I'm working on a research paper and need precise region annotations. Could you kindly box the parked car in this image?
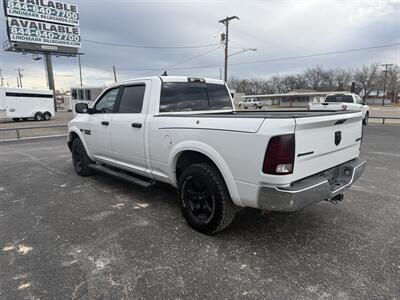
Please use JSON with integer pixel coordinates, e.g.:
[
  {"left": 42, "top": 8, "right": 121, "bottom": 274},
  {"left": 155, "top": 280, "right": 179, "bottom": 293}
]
[
  {"left": 0, "top": 87, "right": 54, "bottom": 122},
  {"left": 68, "top": 76, "right": 366, "bottom": 234},
  {"left": 238, "top": 98, "right": 263, "bottom": 109},
  {"left": 309, "top": 93, "right": 370, "bottom": 125}
]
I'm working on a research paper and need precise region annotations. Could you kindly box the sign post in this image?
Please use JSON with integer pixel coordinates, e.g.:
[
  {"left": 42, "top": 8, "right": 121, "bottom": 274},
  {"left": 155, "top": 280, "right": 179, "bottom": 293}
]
[{"left": 44, "top": 53, "right": 56, "bottom": 112}]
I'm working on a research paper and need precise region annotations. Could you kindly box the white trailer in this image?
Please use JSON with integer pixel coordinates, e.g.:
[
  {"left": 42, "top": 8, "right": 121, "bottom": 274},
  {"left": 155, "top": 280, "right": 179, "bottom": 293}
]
[
  {"left": 63, "top": 95, "right": 73, "bottom": 112},
  {"left": 0, "top": 87, "right": 55, "bottom": 121},
  {"left": 70, "top": 86, "right": 103, "bottom": 115}
]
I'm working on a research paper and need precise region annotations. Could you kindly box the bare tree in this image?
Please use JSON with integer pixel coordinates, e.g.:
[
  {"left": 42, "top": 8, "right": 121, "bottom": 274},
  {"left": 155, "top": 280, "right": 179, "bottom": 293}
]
[
  {"left": 353, "top": 63, "right": 379, "bottom": 100},
  {"left": 332, "top": 68, "right": 352, "bottom": 91},
  {"left": 303, "top": 65, "right": 326, "bottom": 91},
  {"left": 387, "top": 65, "right": 400, "bottom": 103},
  {"left": 269, "top": 75, "right": 288, "bottom": 93}
]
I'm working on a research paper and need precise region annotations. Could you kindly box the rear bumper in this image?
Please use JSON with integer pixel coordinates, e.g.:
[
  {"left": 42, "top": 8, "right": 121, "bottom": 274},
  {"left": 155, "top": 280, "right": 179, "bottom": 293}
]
[{"left": 257, "top": 158, "right": 366, "bottom": 211}]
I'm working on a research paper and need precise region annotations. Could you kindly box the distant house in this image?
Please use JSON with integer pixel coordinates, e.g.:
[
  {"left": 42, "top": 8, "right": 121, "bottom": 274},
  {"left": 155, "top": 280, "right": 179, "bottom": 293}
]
[
  {"left": 365, "top": 90, "right": 399, "bottom": 104},
  {"left": 242, "top": 89, "right": 345, "bottom": 107}
]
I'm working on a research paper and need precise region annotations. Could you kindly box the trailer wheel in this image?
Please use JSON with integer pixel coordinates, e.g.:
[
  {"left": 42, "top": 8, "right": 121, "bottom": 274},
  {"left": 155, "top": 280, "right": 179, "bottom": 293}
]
[
  {"left": 43, "top": 112, "right": 52, "bottom": 121},
  {"left": 34, "top": 112, "right": 43, "bottom": 121},
  {"left": 178, "top": 163, "right": 236, "bottom": 234}
]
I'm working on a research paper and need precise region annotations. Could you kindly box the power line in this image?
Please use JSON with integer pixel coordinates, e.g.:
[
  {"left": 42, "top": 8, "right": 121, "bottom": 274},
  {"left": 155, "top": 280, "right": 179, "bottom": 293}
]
[
  {"left": 82, "top": 39, "right": 220, "bottom": 49},
  {"left": 132, "top": 46, "right": 222, "bottom": 77},
  {"left": 228, "top": 42, "right": 400, "bottom": 67},
  {"left": 166, "top": 46, "right": 221, "bottom": 69},
  {"left": 1, "top": 42, "right": 399, "bottom": 73},
  {"left": 125, "top": 42, "right": 400, "bottom": 71}
]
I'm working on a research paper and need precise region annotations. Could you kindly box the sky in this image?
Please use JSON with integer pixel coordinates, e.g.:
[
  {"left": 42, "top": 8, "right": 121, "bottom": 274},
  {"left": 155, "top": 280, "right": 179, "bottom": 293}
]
[{"left": 0, "top": 0, "right": 399, "bottom": 91}]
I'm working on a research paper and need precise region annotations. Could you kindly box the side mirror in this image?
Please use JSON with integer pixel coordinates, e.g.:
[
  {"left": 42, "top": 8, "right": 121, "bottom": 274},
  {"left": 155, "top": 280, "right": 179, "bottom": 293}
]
[{"left": 75, "top": 102, "right": 89, "bottom": 114}]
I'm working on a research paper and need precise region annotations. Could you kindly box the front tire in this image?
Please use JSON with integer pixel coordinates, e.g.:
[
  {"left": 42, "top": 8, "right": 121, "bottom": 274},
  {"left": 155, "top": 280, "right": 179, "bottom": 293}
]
[
  {"left": 71, "top": 138, "right": 93, "bottom": 176},
  {"left": 178, "top": 163, "right": 236, "bottom": 234},
  {"left": 363, "top": 112, "right": 369, "bottom": 125}
]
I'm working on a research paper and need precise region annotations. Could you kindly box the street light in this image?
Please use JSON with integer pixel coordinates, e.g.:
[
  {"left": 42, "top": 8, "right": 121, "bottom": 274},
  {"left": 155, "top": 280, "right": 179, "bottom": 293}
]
[{"left": 228, "top": 48, "right": 257, "bottom": 57}]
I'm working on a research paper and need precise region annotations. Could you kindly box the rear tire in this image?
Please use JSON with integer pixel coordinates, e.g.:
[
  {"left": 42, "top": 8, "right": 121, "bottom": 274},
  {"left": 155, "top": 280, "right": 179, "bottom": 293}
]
[
  {"left": 363, "top": 112, "right": 369, "bottom": 125},
  {"left": 34, "top": 112, "right": 43, "bottom": 121},
  {"left": 43, "top": 112, "right": 51, "bottom": 121},
  {"left": 12, "top": 118, "right": 21, "bottom": 122},
  {"left": 71, "top": 138, "right": 94, "bottom": 176},
  {"left": 178, "top": 163, "right": 236, "bottom": 235}
]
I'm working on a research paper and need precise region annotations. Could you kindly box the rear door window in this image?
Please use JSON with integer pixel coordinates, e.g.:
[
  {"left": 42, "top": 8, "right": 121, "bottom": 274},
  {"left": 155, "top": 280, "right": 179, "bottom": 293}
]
[{"left": 117, "top": 85, "right": 146, "bottom": 113}]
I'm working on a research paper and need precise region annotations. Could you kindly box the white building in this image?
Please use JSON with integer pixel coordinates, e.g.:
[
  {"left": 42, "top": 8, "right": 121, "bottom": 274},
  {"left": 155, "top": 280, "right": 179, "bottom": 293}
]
[{"left": 242, "top": 90, "right": 347, "bottom": 107}]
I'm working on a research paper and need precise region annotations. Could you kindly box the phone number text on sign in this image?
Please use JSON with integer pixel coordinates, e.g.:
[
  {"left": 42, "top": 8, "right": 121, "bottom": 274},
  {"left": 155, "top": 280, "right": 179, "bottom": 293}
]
[
  {"left": 6, "top": 0, "right": 79, "bottom": 26},
  {"left": 8, "top": 17, "right": 81, "bottom": 48}
]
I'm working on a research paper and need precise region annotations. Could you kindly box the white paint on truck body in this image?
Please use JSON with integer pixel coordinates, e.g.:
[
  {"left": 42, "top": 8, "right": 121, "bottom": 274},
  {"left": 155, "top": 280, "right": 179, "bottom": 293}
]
[{"left": 68, "top": 76, "right": 364, "bottom": 210}]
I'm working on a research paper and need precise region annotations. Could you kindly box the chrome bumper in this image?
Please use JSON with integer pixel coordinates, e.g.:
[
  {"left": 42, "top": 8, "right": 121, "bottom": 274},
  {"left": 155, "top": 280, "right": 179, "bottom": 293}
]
[{"left": 257, "top": 158, "right": 366, "bottom": 212}]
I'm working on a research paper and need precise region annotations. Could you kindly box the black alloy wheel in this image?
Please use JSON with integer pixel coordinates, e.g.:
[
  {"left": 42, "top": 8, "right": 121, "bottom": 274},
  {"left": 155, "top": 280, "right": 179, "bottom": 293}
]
[
  {"left": 71, "top": 138, "right": 93, "bottom": 176},
  {"left": 178, "top": 163, "right": 236, "bottom": 234},
  {"left": 183, "top": 174, "right": 216, "bottom": 223}
]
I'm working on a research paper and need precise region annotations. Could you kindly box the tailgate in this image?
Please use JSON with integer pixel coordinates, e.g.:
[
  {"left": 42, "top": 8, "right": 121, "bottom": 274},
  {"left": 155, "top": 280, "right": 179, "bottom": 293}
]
[
  {"left": 293, "top": 112, "right": 362, "bottom": 181},
  {"left": 310, "top": 103, "right": 341, "bottom": 110}
]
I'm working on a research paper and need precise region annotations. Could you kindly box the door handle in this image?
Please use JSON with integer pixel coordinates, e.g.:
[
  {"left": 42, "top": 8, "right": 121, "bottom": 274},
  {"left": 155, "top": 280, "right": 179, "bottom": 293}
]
[
  {"left": 101, "top": 121, "right": 109, "bottom": 126},
  {"left": 131, "top": 123, "right": 142, "bottom": 128}
]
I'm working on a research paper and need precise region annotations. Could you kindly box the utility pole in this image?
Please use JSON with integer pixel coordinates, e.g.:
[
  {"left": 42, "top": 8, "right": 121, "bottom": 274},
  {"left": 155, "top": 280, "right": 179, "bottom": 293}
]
[
  {"left": 113, "top": 65, "right": 117, "bottom": 82},
  {"left": 218, "top": 16, "right": 239, "bottom": 82},
  {"left": 16, "top": 68, "right": 23, "bottom": 88},
  {"left": 0, "top": 68, "right": 3, "bottom": 86},
  {"left": 17, "top": 76, "right": 20, "bottom": 88},
  {"left": 381, "top": 63, "right": 393, "bottom": 106},
  {"left": 78, "top": 54, "right": 83, "bottom": 86},
  {"left": 44, "top": 53, "right": 57, "bottom": 112}
]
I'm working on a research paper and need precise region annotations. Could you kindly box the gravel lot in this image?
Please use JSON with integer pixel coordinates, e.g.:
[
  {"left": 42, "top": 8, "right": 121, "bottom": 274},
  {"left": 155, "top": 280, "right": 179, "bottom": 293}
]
[{"left": 0, "top": 125, "right": 399, "bottom": 299}]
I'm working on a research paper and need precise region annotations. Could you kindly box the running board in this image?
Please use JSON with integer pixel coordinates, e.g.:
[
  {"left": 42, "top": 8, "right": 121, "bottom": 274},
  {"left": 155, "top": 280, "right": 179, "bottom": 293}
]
[{"left": 89, "top": 164, "right": 155, "bottom": 188}]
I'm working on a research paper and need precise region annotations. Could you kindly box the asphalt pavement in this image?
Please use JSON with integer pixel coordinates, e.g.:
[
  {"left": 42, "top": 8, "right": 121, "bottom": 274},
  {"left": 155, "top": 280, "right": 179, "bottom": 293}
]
[{"left": 0, "top": 125, "right": 399, "bottom": 299}]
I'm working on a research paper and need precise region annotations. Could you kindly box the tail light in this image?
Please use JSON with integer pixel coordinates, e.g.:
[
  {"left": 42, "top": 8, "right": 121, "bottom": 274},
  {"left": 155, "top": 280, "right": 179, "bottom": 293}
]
[
  {"left": 263, "top": 134, "right": 295, "bottom": 175},
  {"left": 342, "top": 105, "right": 347, "bottom": 111}
]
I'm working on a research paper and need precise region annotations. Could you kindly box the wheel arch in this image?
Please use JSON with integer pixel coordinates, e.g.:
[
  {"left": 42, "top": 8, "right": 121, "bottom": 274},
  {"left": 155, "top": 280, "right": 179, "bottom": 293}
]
[
  {"left": 67, "top": 127, "right": 92, "bottom": 157},
  {"left": 169, "top": 141, "right": 243, "bottom": 206}
]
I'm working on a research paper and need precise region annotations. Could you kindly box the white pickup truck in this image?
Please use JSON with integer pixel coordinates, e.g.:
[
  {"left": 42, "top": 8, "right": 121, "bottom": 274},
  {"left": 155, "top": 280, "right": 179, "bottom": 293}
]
[
  {"left": 68, "top": 76, "right": 366, "bottom": 234},
  {"left": 309, "top": 93, "right": 370, "bottom": 125}
]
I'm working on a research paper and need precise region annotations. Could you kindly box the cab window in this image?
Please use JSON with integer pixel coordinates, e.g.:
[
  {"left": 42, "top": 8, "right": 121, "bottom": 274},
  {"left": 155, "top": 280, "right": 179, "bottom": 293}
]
[
  {"left": 117, "top": 85, "right": 145, "bottom": 113},
  {"left": 94, "top": 88, "right": 119, "bottom": 113}
]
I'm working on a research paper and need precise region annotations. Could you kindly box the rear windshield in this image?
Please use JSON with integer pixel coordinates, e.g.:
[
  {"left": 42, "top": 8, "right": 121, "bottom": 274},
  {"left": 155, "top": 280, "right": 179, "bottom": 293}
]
[
  {"left": 325, "top": 95, "right": 353, "bottom": 103},
  {"left": 160, "top": 82, "right": 232, "bottom": 112}
]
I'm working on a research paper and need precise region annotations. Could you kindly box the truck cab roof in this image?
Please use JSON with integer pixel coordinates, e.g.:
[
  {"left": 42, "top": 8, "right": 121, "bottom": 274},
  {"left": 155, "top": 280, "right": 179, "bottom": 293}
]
[{"left": 107, "top": 76, "right": 226, "bottom": 88}]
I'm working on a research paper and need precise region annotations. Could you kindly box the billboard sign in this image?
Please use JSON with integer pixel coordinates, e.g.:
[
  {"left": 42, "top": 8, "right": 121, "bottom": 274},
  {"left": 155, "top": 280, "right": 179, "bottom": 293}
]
[
  {"left": 7, "top": 17, "right": 81, "bottom": 48},
  {"left": 4, "top": 0, "right": 79, "bottom": 26}
]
